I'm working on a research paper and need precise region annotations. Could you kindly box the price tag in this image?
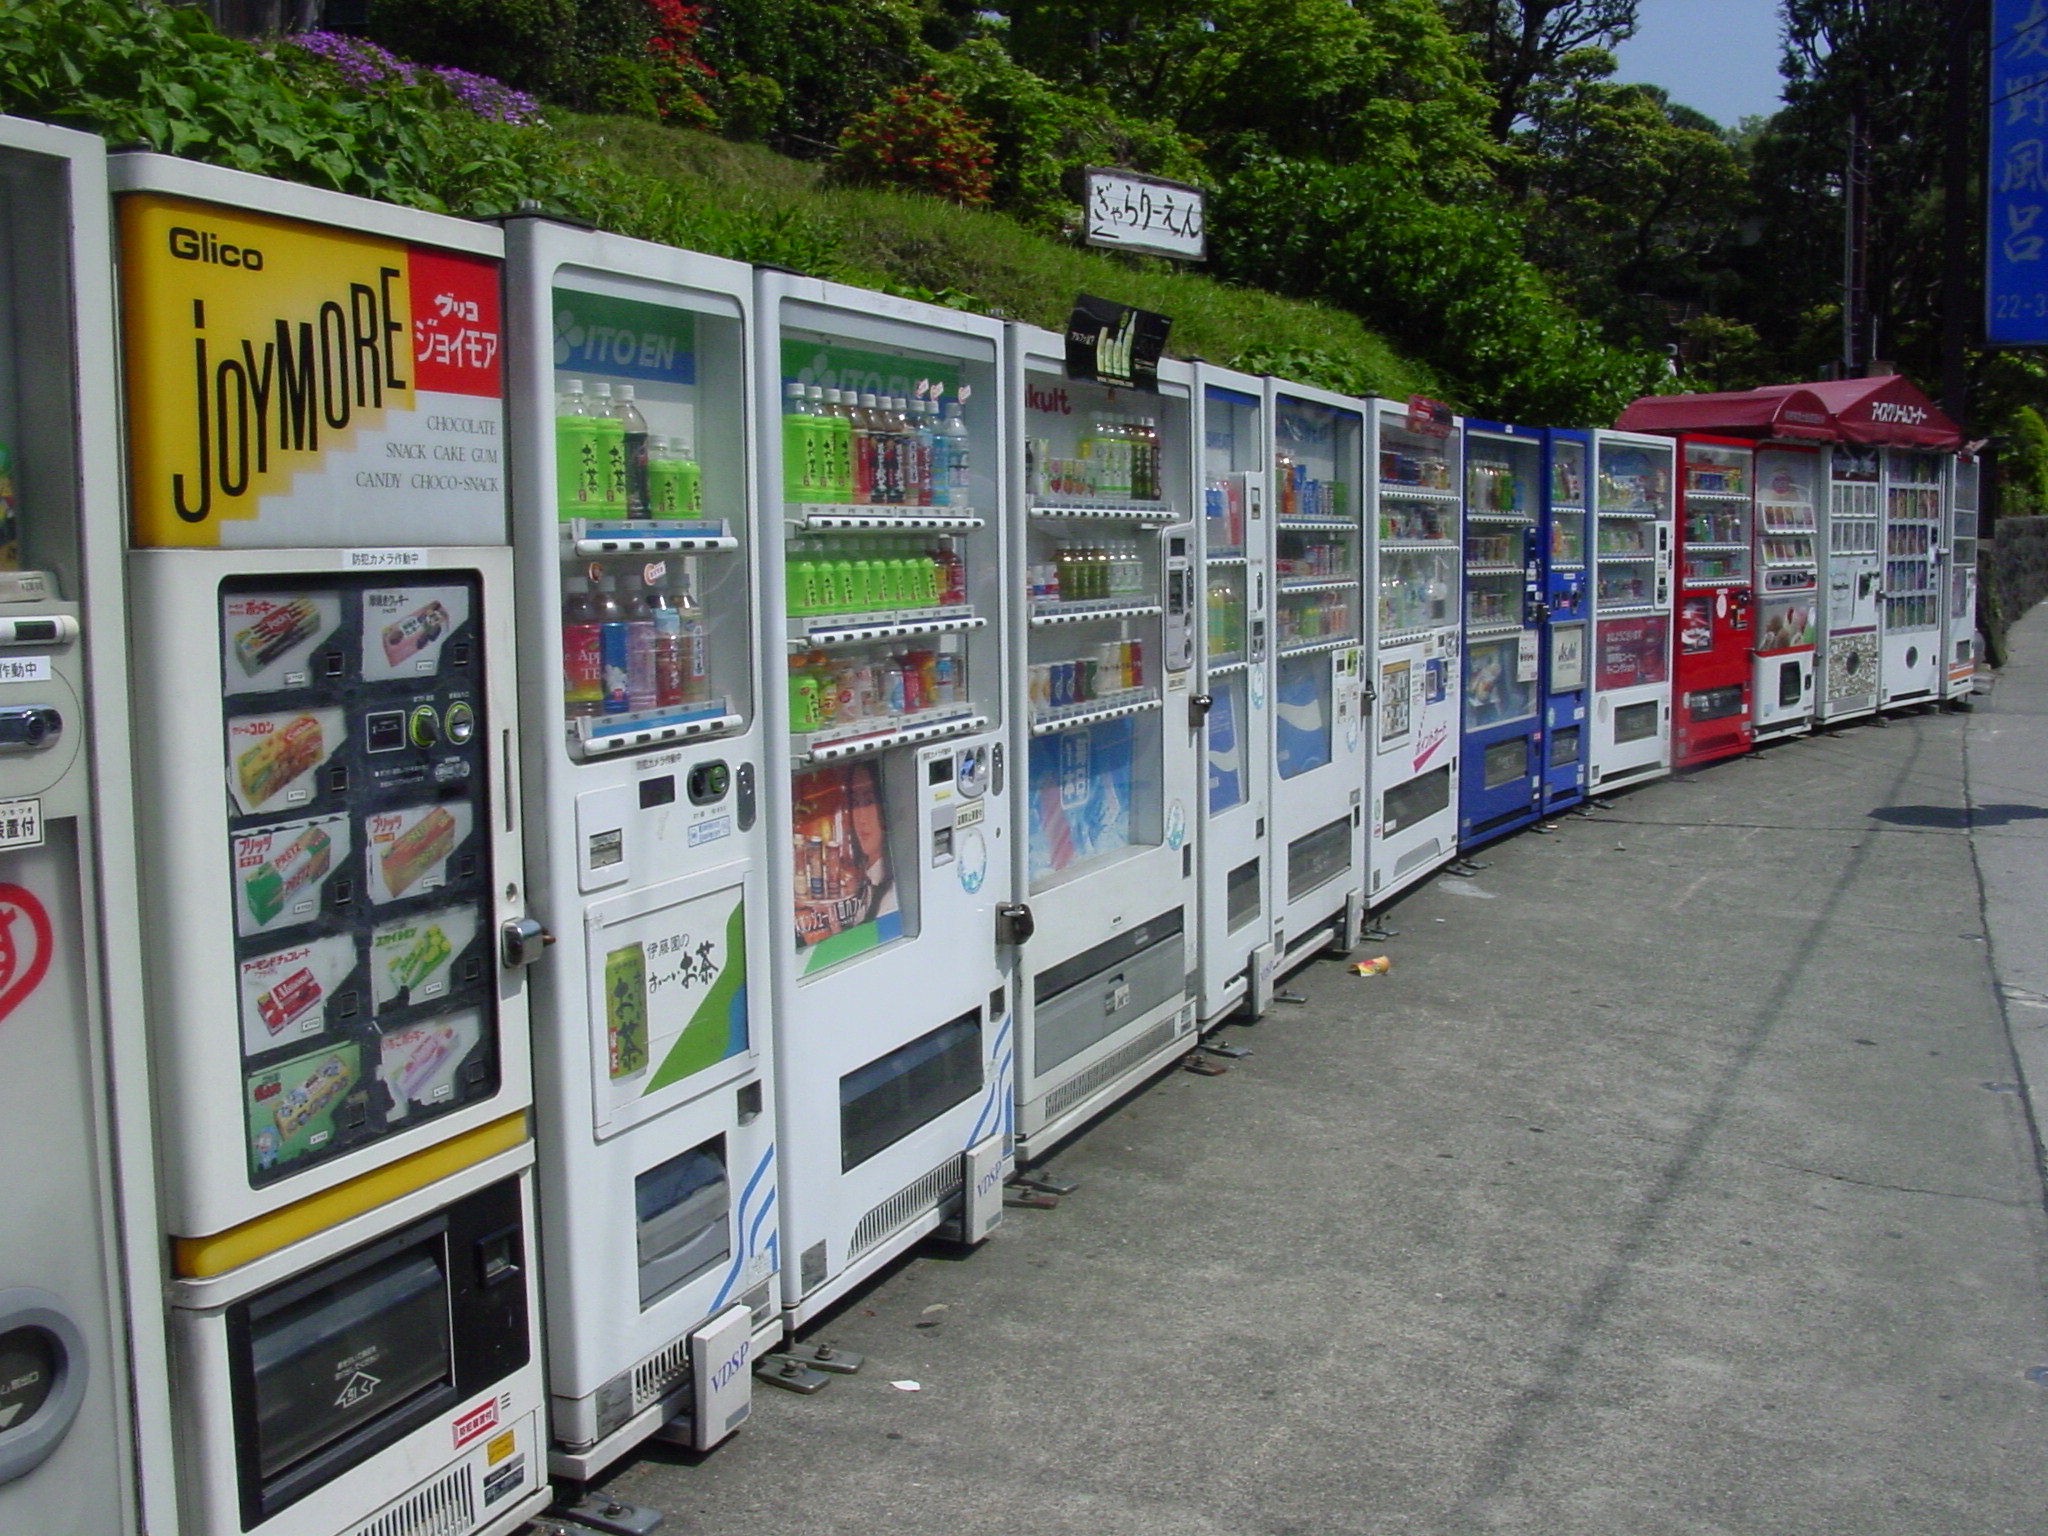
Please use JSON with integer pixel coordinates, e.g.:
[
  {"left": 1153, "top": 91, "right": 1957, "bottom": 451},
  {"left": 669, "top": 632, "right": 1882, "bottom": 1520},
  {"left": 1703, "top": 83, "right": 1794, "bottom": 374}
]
[{"left": 1517, "top": 632, "right": 1539, "bottom": 683}]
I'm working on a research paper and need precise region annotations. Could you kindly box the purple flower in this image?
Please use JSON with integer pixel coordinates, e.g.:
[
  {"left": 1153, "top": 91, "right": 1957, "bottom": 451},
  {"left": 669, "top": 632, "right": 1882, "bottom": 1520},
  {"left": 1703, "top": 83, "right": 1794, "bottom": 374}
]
[{"left": 283, "top": 32, "right": 544, "bottom": 127}]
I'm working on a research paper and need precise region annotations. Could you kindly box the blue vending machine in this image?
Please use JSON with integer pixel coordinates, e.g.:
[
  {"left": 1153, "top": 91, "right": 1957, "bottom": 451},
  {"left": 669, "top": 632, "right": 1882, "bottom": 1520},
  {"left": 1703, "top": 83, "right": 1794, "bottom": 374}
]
[
  {"left": 1456, "top": 420, "right": 1545, "bottom": 850},
  {"left": 1540, "top": 429, "right": 1593, "bottom": 814}
]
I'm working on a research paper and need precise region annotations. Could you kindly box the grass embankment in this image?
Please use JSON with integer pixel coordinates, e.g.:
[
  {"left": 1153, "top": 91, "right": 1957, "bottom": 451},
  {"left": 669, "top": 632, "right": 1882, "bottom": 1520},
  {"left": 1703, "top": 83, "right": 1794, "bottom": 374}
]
[{"left": 560, "top": 115, "right": 1441, "bottom": 402}]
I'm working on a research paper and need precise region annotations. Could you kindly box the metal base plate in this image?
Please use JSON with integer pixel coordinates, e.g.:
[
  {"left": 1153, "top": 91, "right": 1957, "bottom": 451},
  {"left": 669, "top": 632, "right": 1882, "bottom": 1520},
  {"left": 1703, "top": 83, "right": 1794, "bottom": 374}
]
[
  {"left": 755, "top": 1354, "right": 832, "bottom": 1394},
  {"left": 782, "top": 1340, "right": 863, "bottom": 1374},
  {"left": 555, "top": 1496, "right": 664, "bottom": 1535}
]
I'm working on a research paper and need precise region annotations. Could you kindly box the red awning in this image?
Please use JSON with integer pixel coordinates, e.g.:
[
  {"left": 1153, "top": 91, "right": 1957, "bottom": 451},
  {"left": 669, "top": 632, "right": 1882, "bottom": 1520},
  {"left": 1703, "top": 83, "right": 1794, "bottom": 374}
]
[
  {"left": 1614, "top": 385, "right": 1835, "bottom": 441},
  {"left": 1615, "top": 375, "right": 1962, "bottom": 450}
]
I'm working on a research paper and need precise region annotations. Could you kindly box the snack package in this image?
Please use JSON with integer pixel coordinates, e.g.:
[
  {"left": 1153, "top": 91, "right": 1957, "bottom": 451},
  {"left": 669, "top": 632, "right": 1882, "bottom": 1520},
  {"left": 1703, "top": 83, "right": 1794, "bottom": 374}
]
[
  {"left": 256, "top": 966, "right": 324, "bottom": 1036},
  {"left": 391, "top": 924, "right": 453, "bottom": 992},
  {"left": 236, "top": 715, "right": 325, "bottom": 808},
  {"left": 272, "top": 1052, "right": 355, "bottom": 1142},
  {"left": 386, "top": 1022, "right": 460, "bottom": 1103},
  {"left": 382, "top": 601, "right": 450, "bottom": 667},
  {"left": 380, "top": 805, "right": 457, "bottom": 898},
  {"left": 233, "top": 596, "right": 324, "bottom": 675},
  {"left": 243, "top": 823, "right": 333, "bottom": 927}
]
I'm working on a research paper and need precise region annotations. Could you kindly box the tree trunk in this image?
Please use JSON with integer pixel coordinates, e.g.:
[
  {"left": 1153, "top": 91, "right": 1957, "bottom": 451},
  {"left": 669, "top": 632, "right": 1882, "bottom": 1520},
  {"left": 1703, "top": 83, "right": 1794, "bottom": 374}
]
[{"left": 201, "top": 0, "right": 326, "bottom": 38}]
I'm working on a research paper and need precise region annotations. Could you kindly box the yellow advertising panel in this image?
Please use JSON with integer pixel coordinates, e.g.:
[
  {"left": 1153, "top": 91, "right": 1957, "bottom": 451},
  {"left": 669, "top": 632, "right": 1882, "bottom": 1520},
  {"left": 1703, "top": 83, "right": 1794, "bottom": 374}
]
[{"left": 119, "top": 193, "right": 506, "bottom": 548}]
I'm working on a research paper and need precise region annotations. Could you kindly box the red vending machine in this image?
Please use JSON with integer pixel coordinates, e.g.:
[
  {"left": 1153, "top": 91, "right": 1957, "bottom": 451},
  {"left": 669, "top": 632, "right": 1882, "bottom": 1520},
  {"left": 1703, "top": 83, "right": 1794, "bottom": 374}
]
[{"left": 1670, "top": 436, "right": 1755, "bottom": 767}]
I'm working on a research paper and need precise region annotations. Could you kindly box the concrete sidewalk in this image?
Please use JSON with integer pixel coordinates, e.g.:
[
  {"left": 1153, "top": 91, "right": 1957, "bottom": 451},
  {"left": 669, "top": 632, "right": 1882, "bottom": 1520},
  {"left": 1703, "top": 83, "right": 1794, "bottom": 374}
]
[{"left": 590, "top": 651, "right": 2048, "bottom": 1536}]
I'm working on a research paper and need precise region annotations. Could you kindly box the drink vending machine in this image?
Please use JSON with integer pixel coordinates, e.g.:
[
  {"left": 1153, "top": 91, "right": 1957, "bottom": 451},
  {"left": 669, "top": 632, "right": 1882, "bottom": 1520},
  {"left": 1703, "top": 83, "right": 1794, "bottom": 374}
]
[
  {"left": 113, "top": 156, "right": 549, "bottom": 1536},
  {"left": 0, "top": 115, "right": 171, "bottom": 1536},
  {"left": 1539, "top": 429, "right": 1592, "bottom": 814},
  {"left": 756, "top": 274, "right": 1011, "bottom": 1327},
  {"left": 1879, "top": 449, "right": 1945, "bottom": 708},
  {"left": 1457, "top": 420, "right": 1545, "bottom": 849},
  {"left": 1816, "top": 445, "right": 1882, "bottom": 724},
  {"left": 1191, "top": 367, "right": 1273, "bottom": 1025},
  {"left": 1586, "top": 430, "right": 1676, "bottom": 792},
  {"left": 1005, "top": 326, "right": 1198, "bottom": 1158},
  {"left": 503, "top": 219, "right": 778, "bottom": 1478},
  {"left": 1942, "top": 452, "right": 1979, "bottom": 702},
  {"left": 1670, "top": 435, "right": 1755, "bottom": 769},
  {"left": 1750, "top": 444, "right": 1822, "bottom": 740},
  {"left": 1367, "top": 399, "right": 1464, "bottom": 903},
  {"left": 1265, "top": 380, "right": 1366, "bottom": 964}
]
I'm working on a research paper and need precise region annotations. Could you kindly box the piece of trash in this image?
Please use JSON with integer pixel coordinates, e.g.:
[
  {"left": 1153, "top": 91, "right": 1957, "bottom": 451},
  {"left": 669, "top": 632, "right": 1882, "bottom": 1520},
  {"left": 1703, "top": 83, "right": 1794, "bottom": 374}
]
[
  {"left": 1349, "top": 956, "right": 1392, "bottom": 977},
  {"left": 891, "top": 1379, "right": 921, "bottom": 1392},
  {"left": 920, "top": 1304, "right": 947, "bottom": 1315}
]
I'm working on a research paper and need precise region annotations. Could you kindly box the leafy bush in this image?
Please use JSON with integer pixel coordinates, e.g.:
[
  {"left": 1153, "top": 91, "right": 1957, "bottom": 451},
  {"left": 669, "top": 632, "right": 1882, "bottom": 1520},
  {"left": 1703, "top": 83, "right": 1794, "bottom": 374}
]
[
  {"left": 2007, "top": 407, "right": 2048, "bottom": 514},
  {"left": 695, "top": 0, "right": 924, "bottom": 148},
  {"left": 1212, "top": 153, "right": 1660, "bottom": 423},
  {"left": 364, "top": 0, "right": 685, "bottom": 119},
  {"left": 834, "top": 76, "right": 995, "bottom": 206}
]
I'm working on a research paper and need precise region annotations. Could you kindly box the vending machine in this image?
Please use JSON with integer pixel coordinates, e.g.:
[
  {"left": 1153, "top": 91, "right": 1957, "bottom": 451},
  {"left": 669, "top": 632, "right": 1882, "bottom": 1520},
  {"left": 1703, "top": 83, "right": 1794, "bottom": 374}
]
[
  {"left": 0, "top": 116, "right": 172, "bottom": 1536},
  {"left": 113, "top": 155, "right": 549, "bottom": 1536},
  {"left": 1670, "top": 435, "right": 1755, "bottom": 768},
  {"left": 1750, "top": 444, "right": 1823, "bottom": 740},
  {"left": 1457, "top": 420, "right": 1544, "bottom": 848},
  {"left": 1265, "top": 379, "right": 1366, "bottom": 963},
  {"left": 1586, "top": 430, "right": 1676, "bottom": 792},
  {"left": 1368, "top": 399, "right": 1463, "bottom": 903},
  {"left": 1943, "top": 452, "right": 1979, "bottom": 702},
  {"left": 1005, "top": 326, "right": 1198, "bottom": 1157},
  {"left": 1816, "top": 445, "right": 1882, "bottom": 725},
  {"left": 1539, "top": 429, "right": 1593, "bottom": 814},
  {"left": 1880, "top": 448, "right": 1945, "bottom": 708},
  {"left": 756, "top": 273, "right": 1010, "bottom": 1326},
  {"left": 1192, "top": 366, "right": 1272, "bottom": 1024},
  {"left": 503, "top": 219, "right": 779, "bottom": 1478}
]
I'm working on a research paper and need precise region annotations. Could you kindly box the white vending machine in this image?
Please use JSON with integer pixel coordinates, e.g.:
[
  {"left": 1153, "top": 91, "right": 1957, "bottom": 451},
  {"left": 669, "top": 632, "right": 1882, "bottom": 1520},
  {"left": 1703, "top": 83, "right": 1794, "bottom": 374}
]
[
  {"left": 1265, "top": 379, "right": 1365, "bottom": 965},
  {"left": 1879, "top": 448, "right": 1945, "bottom": 708},
  {"left": 1192, "top": 366, "right": 1273, "bottom": 1025},
  {"left": 757, "top": 274, "right": 1011, "bottom": 1327},
  {"left": 113, "top": 155, "right": 549, "bottom": 1536},
  {"left": 1005, "top": 326, "right": 1197, "bottom": 1158},
  {"left": 1367, "top": 398, "right": 1464, "bottom": 903},
  {"left": 1586, "top": 430, "right": 1676, "bottom": 792},
  {"left": 1943, "top": 452, "right": 1979, "bottom": 702},
  {"left": 1816, "top": 445, "right": 1882, "bottom": 724},
  {"left": 1751, "top": 444, "right": 1822, "bottom": 741},
  {"left": 503, "top": 219, "right": 779, "bottom": 1478},
  {"left": 0, "top": 115, "right": 171, "bottom": 1536}
]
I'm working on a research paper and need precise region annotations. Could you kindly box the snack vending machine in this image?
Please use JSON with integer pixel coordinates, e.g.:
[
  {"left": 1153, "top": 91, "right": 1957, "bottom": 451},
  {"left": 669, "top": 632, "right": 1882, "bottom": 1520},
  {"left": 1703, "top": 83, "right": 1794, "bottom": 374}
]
[
  {"left": 1006, "top": 327, "right": 1197, "bottom": 1157},
  {"left": 1586, "top": 430, "right": 1676, "bottom": 791},
  {"left": 1539, "top": 429, "right": 1592, "bottom": 814},
  {"left": 1943, "top": 452, "right": 1979, "bottom": 701},
  {"left": 0, "top": 116, "right": 170, "bottom": 1536},
  {"left": 1880, "top": 449, "right": 1945, "bottom": 708},
  {"left": 1192, "top": 367, "right": 1272, "bottom": 1025},
  {"left": 1368, "top": 399, "right": 1463, "bottom": 903},
  {"left": 1670, "top": 436, "right": 1755, "bottom": 768},
  {"left": 504, "top": 219, "right": 778, "bottom": 1478},
  {"left": 757, "top": 274, "right": 1011, "bottom": 1325},
  {"left": 113, "top": 156, "right": 549, "bottom": 1536},
  {"left": 1750, "top": 444, "right": 1822, "bottom": 740},
  {"left": 1265, "top": 379, "right": 1366, "bottom": 963},
  {"left": 1457, "top": 420, "right": 1545, "bottom": 848},
  {"left": 1816, "top": 445, "right": 1882, "bottom": 724}
]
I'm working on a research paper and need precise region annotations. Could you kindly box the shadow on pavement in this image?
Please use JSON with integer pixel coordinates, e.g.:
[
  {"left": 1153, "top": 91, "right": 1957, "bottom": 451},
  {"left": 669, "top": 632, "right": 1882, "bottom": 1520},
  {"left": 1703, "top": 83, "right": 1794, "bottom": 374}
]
[{"left": 1869, "top": 802, "right": 2048, "bottom": 829}]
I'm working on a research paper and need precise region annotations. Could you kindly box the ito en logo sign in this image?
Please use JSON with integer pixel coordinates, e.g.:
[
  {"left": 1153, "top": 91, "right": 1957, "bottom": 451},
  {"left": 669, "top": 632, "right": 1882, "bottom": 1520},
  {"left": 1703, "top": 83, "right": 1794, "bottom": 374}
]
[{"left": 118, "top": 193, "right": 505, "bottom": 549}]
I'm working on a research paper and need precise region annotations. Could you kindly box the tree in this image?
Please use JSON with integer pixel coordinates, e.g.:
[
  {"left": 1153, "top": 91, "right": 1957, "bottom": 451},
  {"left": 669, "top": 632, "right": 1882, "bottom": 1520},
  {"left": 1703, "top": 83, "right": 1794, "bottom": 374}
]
[{"left": 1440, "top": 0, "right": 1639, "bottom": 142}]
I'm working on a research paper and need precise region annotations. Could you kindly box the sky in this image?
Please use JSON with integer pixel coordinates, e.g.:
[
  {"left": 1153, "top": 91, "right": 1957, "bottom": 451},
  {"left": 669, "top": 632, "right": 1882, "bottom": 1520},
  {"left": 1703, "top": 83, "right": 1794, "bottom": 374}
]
[{"left": 1612, "top": 0, "right": 1789, "bottom": 129}]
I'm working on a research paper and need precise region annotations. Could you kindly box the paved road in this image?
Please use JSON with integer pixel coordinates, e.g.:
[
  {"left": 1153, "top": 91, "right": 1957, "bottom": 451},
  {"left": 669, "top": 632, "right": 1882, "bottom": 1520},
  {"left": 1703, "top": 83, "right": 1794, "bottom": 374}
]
[{"left": 585, "top": 627, "right": 2048, "bottom": 1536}]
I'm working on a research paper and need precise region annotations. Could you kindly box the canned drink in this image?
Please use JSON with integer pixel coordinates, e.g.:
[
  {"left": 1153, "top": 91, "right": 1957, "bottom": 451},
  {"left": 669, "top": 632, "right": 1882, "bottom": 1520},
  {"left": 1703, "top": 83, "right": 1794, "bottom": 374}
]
[
  {"left": 1052, "top": 660, "right": 1073, "bottom": 707},
  {"left": 1078, "top": 657, "right": 1097, "bottom": 702},
  {"left": 1127, "top": 639, "right": 1144, "bottom": 688}
]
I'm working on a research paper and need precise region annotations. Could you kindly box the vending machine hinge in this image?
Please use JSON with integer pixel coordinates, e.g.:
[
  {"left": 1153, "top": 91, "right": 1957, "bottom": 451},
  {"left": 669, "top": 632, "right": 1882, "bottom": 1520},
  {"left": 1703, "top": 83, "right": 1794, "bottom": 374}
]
[
  {"left": 500, "top": 916, "right": 553, "bottom": 968},
  {"left": 1188, "top": 692, "right": 1213, "bottom": 728},
  {"left": 996, "top": 902, "right": 1035, "bottom": 947}
]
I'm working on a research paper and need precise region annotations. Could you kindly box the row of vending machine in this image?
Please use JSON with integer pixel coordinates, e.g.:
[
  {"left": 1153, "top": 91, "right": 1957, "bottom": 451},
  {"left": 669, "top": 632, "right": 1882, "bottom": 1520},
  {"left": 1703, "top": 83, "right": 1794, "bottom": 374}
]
[{"left": 0, "top": 117, "right": 1981, "bottom": 1536}]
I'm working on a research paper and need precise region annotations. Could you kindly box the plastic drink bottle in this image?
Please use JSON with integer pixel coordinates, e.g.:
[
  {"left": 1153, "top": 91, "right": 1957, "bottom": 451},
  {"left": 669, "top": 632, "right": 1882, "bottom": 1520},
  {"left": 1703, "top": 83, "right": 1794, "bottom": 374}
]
[
  {"left": 823, "top": 388, "right": 855, "bottom": 501},
  {"left": 912, "top": 394, "right": 937, "bottom": 505},
  {"left": 590, "top": 382, "right": 629, "bottom": 517},
  {"left": 783, "top": 382, "right": 815, "bottom": 501},
  {"left": 555, "top": 378, "right": 601, "bottom": 520},
  {"left": 626, "top": 568, "right": 660, "bottom": 712},
  {"left": 561, "top": 574, "right": 603, "bottom": 717},
  {"left": 673, "top": 573, "right": 709, "bottom": 705},
  {"left": 673, "top": 405, "right": 703, "bottom": 514},
  {"left": 616, "top": 383, "right": 651, "bottom": 517},
  {"left": 941, "top": 399, "right": 971, "bottom": 505},
  {"left": 596, "top": 574, "right": 631, "bottom": 712}
]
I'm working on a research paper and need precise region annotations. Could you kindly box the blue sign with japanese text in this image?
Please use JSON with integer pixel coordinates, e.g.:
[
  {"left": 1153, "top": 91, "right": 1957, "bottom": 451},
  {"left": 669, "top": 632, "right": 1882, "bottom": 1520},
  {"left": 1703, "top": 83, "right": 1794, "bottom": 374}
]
[{"left": 1989, "top": 0, "right": 2048, "bottom": 345}]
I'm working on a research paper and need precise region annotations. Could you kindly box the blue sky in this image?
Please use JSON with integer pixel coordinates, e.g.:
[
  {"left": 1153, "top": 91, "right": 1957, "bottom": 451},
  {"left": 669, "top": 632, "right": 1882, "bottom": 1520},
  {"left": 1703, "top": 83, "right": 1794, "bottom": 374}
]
[{"left": 1612, "top": 0, "right": 1789, "bottom": 128}]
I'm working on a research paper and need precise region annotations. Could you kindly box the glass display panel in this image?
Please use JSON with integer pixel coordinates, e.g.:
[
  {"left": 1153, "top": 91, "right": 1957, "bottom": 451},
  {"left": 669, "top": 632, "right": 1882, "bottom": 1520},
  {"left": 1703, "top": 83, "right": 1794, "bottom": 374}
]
[
  {"left": 792, "top": 758, "right": 915, "bottom": 967},
  {"left": 1029, "top": 715, "right": 1150, "bottom": 886},
  {"left": 1382, "top": 764, "right": 1451, "bottom": 835},
  {"left": 1274, "top": 398, "right": 1362, "bottom": 650},
  {"left": 1465, "top": 633, "right": 1537, "bottom": 729},
  {"left": 1776, "top": 659, "right": 1804, "bottom": 707},
  {"left": 1883, "top": 447, "right": 1942, "bottom": 633},
  {"left": 1684, "top": 685, "right": 1745, "bottom": 722},
  {"left": 222, "top": 573, "right": 499, "bottom": 1188},
  {"left": 1379, "top": 548, "right": 1457, "bottom": 640},
  {"left": 552, "top": 284, "right": 752, "bottom": 756},
  {"left": 1275, "top": 653, "right": 1333, "bottom": 779},
  {"left": 1551, "top": 724, "right": 1582, "bottom": 767},
  {"left": 1225, "top": 856, "right": 1261, "bottom": 932},
  {"left": 1287, "top": 817, "right": 1353, "bottom": 902},
  {"left": 839, "top": 1009, "right": 982, "bottom": 1171},
  {"left": 1482, "top": 736, "right": 1529, "bottom": 790},
  {"left": 1206, "top": 563, "right": 1248, "bottom": 666}
]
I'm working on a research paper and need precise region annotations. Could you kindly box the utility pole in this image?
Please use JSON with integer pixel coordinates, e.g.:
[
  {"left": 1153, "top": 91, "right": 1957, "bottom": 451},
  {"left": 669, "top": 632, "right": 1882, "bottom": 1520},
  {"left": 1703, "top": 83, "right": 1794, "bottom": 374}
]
[
  {"left": 1940, "top": 0, "right": 1983, "bottom": 429},
  {"left": 1843, "top": 111, "right": 1869, "bottom": 377}
]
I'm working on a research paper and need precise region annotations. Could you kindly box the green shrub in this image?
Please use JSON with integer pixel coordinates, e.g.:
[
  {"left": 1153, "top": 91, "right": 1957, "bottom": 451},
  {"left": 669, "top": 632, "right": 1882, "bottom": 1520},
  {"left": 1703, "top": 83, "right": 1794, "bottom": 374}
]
[
  {"left": 696, "top": 0, "right": 923, "bottom": 148},
  {"left": 2007, "top": 406, "right": 2048, "bottom": 513},
  {"left": 365, "top": 0, "right": 674, "bottom": 117}
]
